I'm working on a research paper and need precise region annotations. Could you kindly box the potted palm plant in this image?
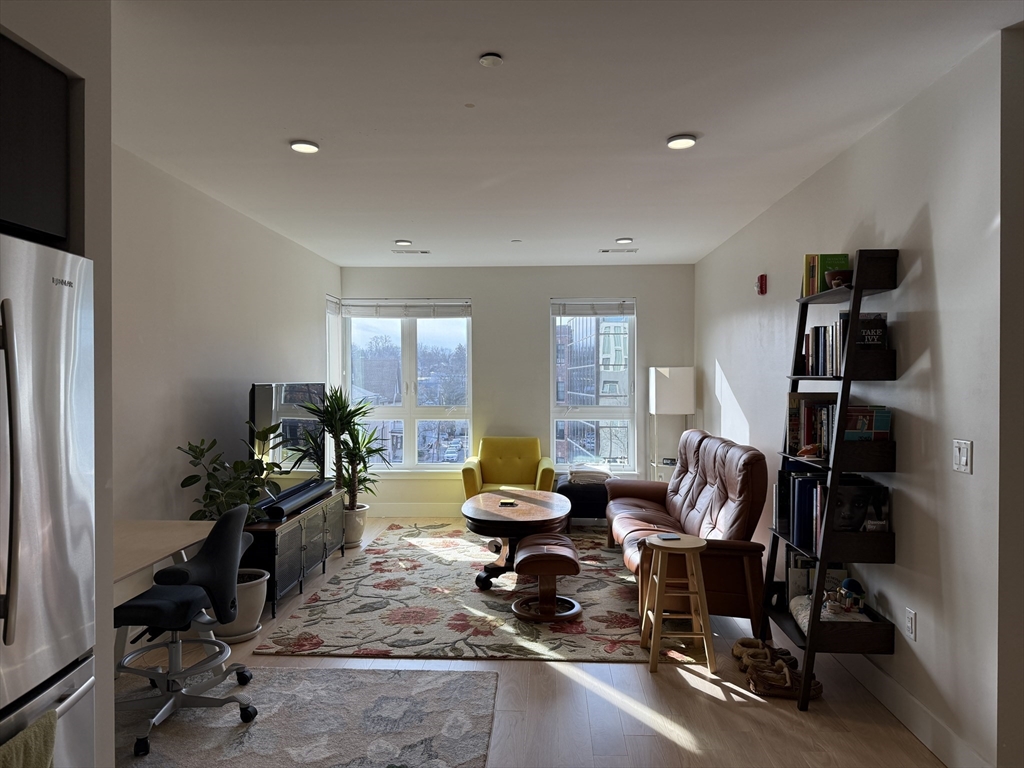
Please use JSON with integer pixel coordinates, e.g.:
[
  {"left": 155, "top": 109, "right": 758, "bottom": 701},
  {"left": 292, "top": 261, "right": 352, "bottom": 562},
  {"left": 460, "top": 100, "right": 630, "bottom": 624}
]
[
  {"left": 297, "top": 387, "right": 391, "bottom": 548},
  {"left": 177, "top": 421, "right": 286, "bottom": 642}
]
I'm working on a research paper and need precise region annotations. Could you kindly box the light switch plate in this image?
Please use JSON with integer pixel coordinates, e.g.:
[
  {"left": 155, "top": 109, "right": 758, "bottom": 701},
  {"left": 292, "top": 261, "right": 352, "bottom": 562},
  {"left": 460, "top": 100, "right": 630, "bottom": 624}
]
[
  {"left": 905, "top": 608, "right": 917, "bottom": 641},
  {"left": 953, "top": 439, "right": 973, "bottom": 474}
]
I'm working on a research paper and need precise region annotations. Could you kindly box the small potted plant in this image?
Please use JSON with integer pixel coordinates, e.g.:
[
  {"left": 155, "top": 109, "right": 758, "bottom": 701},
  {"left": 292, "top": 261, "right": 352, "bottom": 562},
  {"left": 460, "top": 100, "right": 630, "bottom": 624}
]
[
  {"left": 177, "top": 421, "right": 287, "bottom": 642},
  {"left": 297, "top": 387, "right": 391, "bottom": 548}
]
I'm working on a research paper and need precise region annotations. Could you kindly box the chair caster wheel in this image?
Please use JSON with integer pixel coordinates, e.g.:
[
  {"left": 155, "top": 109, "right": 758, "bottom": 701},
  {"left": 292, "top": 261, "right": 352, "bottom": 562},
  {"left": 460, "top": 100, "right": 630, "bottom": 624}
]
[
  {"left": 236, "top": 669, "right": 253, "bottom": 686},
  {"left": 485, "top": 539, "right": 502, "bottom": 554},
  {"left": 475, "top": 573, "right": 493, "bottom": 591},
  {"left": 134, "top": 737, "right": 150, "bottom": 757},
  {"left": 240, "top": 704, "right": 258, "bottom": 723}
]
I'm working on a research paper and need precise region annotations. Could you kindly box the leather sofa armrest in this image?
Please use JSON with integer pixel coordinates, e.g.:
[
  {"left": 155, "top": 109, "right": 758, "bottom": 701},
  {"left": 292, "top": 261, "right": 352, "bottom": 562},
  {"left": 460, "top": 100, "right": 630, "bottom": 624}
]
[
  {"left": 462, "top": 457, "right": 482, "bottom": 498},
  {"left": 703, "top": 539, "right": 766, "bottom": 557},
  {"left": 605, "top": 478, "right": 667, "bottom": 505},
  {"left": 536, "top": 457, "right": 555, "bottom": 492}
]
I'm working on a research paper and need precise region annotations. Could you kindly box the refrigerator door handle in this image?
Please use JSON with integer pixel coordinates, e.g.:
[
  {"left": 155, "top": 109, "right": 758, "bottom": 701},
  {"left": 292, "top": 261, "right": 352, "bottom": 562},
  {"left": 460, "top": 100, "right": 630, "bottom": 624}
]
[
  {"left": 54, "top": 675, "right": 94, "bottom": 719},
  {"left": 0, "top": 297, "right": 22, "bottom": 645}
]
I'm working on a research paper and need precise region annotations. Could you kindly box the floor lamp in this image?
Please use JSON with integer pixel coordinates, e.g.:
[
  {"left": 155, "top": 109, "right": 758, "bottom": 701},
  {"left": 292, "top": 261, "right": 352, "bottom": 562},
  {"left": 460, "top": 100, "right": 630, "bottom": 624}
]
[{"left": 648, "top": 367, "right": 696, "bottom": 480}]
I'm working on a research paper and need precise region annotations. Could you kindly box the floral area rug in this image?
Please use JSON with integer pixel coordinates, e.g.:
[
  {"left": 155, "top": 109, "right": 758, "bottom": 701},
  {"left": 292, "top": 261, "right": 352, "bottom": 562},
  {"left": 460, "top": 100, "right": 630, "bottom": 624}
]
[
  {"left": 114, "top": 667, "right": 496, "bottom": 767},
  {"left": 255, "top": 522, "right": 704, "bottom": 663}
]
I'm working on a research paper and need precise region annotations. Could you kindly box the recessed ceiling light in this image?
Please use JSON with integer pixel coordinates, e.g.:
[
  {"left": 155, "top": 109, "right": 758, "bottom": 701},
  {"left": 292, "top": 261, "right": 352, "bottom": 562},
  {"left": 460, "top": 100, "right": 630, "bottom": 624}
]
[
  {"left": 394, "top": 239, "right": 413, "bottom": 247},
  {"left": 479, "top": 53, "right": 503, "bottom": 67},
  {"left": 615, "top": 237, "right": 633, "bottom": 245},
  {"left": 290, "top": 140, "right": 320, "bottom": 154},
  {"left": 666, "top": 134, "right": 697, "bottom": 150}
]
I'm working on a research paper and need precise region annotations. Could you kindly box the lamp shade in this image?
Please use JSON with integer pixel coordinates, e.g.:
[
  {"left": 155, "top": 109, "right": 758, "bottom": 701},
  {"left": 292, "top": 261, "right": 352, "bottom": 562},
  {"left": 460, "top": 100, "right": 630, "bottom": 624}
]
[{"left": 649, "top": 367, "right": 695, "bottom": 415}]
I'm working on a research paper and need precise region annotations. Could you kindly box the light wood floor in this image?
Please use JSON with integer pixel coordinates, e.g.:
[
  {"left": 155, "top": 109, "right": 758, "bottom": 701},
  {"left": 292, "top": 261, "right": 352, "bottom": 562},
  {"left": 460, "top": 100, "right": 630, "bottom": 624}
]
[{"left": 131, "top": 517, "right": 944, "bottom": 768}]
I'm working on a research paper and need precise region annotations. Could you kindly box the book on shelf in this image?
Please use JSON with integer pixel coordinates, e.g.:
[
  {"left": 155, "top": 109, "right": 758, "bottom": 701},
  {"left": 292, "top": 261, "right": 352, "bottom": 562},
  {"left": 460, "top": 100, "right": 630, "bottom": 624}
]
[
  {"left": 803, "top": 254, "right": 816, "bottom": 298},
  {"left": 816, "top": 253, "right": 850, "bottom": 293},
  {"left": 839, "top": 312, "right": 888, "bottom": 348},
  {"left": 773, "top": 479, "right": 791, "bottom": 537},
  {"left": 790, "top": 472, "right": 827, "bottom": 552},
  {"left": 832, "top": 477, "right": 890, "bottom": 532},
  {"left": 844, "top": 405, "right": 892, "bottom": 441}
]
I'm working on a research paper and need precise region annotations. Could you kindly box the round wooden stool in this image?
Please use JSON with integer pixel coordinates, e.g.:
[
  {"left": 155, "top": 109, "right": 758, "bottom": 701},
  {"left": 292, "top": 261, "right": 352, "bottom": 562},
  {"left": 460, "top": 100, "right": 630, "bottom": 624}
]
[{"left": 639, "top": 533, "right": 717, "bottom": 674}]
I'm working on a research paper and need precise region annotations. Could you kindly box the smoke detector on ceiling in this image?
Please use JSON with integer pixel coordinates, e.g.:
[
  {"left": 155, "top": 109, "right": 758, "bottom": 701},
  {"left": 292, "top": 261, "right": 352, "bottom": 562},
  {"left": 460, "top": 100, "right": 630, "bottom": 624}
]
[{"left": 479, "top": 53, "right": 503, "bottom": 67}]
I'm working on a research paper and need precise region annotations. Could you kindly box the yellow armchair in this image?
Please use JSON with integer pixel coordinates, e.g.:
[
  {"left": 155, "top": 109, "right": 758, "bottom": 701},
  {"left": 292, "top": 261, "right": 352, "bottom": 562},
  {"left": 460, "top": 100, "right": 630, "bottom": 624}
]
[{"left": 462, "top": 436, "right": 555, "bottom": 499}]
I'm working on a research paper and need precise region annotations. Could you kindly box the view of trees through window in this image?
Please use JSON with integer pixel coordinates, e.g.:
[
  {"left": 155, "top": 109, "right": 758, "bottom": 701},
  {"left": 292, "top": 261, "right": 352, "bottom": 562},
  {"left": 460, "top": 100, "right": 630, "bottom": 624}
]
[{"left": 348, "top": 315, "right": 470, "bottom": 465}]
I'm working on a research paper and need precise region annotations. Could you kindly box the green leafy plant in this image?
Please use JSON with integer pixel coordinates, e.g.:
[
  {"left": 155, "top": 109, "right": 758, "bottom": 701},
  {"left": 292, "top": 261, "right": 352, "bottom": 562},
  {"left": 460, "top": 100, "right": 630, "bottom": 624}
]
[
  {"left": 287, "top": 423, "right": 326, "bottom": 479},
  {"left": 297, "top": 387, "right": 391, "bottom": 510},
  {"left": 178, "top": 421, "right": 289, "bottom": 523}
]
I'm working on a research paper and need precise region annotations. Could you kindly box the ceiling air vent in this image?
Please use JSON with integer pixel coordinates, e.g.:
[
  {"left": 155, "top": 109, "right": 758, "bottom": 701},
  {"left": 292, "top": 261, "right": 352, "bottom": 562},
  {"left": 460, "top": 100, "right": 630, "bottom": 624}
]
[
  {"left": 598, "top": 248, "right": 639, "bottom": 254},
  {"left": 391, "top": 250, "right": 432, "bottom": 255}
]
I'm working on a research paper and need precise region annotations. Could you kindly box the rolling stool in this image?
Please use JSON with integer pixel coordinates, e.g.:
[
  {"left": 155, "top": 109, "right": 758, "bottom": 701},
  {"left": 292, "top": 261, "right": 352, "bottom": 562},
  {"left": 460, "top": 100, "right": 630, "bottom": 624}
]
[
  {"left": 639, "top": 533, "right": 716, "bottom": 674},
  {"left": 511, "top": 533, "right": 582, "bottom": 622}
]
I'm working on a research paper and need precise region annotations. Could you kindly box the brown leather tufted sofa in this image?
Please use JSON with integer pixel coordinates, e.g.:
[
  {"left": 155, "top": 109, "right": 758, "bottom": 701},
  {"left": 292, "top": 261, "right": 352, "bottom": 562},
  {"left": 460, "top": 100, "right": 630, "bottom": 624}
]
[{"left": 605, "top": 429, "right": 769, "bottom": 635}]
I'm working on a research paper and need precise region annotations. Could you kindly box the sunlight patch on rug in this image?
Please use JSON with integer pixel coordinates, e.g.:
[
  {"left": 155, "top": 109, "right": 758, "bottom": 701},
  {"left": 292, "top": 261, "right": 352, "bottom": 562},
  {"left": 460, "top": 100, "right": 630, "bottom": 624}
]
[{"left": 255, "top": 522, "right": 704, "bottom": 663}]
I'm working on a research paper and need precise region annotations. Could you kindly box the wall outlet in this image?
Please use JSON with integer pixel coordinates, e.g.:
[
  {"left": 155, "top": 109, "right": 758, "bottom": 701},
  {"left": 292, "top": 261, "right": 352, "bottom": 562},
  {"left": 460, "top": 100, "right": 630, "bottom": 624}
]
[
  {"left": 905, "top": 608, "right": 917, "bottom": 641},
  {"left": 953, "top": 439, "right": 973, "bottom": 474}
]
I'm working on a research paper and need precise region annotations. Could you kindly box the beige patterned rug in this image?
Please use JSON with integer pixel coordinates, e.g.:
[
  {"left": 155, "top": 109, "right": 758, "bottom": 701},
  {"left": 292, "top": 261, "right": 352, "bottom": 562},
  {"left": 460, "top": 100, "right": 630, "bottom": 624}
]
[
  {"left": 114, "top": 667, "right": 496, "bottom": 767},
  {"left": 255, "top": 522, "right": 703, "bottom": 663}
]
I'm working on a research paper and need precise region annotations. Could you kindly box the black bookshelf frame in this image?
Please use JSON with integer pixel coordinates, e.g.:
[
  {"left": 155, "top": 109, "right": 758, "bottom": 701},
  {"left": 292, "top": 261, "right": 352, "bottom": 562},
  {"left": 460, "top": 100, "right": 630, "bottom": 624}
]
[{"left": 760, "top": 249, "right": 900, "bottom": 710}]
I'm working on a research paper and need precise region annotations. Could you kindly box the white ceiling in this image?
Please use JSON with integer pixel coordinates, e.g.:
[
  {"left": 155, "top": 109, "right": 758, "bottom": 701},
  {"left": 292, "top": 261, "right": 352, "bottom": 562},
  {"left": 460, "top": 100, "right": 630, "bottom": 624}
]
[{"left": 112, "top": 1, "right": 1023, "bottom": 267}]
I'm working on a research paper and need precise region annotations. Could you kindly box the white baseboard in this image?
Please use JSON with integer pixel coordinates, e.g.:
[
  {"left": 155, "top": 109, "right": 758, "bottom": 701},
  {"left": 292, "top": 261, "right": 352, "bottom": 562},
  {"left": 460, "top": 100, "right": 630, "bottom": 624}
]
[
  {"left": 366, "top": 502, "right": 463, "bottom": 518},
  {"left": 835, "top": 654, "right": 991, "bottom": 768}
]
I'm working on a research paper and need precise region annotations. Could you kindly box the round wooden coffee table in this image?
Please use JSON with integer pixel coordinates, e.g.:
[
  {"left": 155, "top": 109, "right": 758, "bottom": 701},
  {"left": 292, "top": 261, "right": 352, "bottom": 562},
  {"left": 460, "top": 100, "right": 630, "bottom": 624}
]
[{"left": 461, "top": 489, "right": 571, "bottom": 590}]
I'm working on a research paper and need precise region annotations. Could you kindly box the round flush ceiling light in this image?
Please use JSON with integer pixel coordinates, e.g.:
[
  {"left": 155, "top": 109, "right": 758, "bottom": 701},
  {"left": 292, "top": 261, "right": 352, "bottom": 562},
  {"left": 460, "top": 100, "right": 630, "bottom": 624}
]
[
  {"left": 290, "top": 140, "right": 320, "bottom": 154},
  {"left": 394, "top": 239, "right": 413, "bottom": 246},
  {"left": 666, "top": 134, "right": 697, "bottom": 150},
  {"left": 615, "top": 237, "right": 634, "bottom": 245},
  {"left": 479, "top": 53, "right": 503, "bottom": 67}
]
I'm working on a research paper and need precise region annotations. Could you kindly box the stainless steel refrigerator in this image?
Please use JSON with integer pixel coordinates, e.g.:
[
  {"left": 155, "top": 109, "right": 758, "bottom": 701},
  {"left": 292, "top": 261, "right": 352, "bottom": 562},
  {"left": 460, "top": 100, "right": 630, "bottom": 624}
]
[{"left": 0, "top": 234, "right": 96, "bottom": 766}]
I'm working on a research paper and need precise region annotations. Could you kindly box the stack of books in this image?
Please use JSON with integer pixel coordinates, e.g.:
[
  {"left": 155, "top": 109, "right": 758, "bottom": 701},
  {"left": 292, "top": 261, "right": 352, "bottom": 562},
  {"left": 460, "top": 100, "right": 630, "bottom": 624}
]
[
  {"left": 799, "top": 312, "right": 888, "bottom": 377},
  {"left": 786, "top": 393, "right": 836, "bottom": 458}
]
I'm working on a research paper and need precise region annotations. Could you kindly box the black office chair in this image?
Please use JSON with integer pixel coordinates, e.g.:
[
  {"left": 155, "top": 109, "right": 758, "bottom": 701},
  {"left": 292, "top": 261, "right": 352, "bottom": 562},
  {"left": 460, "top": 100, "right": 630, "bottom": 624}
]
[{"left": 115, "top": 505, "right": 258, "bottom": 757}]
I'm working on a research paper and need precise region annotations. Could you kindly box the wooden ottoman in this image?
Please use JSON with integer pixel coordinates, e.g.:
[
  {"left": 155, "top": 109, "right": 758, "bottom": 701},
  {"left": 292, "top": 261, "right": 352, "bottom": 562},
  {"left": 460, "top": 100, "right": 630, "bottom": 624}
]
[{"left": 511, "top": 533, "right": 582, "bottom": 622}]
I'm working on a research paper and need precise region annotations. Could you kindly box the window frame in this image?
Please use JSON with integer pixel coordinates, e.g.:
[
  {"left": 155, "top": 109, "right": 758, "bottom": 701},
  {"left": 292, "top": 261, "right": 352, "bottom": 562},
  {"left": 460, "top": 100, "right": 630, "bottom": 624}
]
[
  {"left": 550, "top": 301, "right": 636, "bottom": 471},
  {"left": 341, "top": 301, "right": 472, "bottom": 470}
]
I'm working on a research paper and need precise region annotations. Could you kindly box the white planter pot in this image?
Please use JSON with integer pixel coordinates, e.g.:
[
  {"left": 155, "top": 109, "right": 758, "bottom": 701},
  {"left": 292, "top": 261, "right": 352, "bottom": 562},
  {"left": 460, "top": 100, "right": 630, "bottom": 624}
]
[
  {"left": 213, "top": 568, "right": 269, "bottom": 644},
  {"left": 344, "top": 504, "right": 368, "bottom": 549}
]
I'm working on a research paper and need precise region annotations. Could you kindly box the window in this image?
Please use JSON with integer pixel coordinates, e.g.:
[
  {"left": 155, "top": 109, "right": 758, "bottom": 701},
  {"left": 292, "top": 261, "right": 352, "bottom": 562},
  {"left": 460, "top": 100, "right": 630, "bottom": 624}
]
[
  {"left": 342, "top": 300, "right": 471, "bottom": 468},
  {"left": 551, "top": 299, "right": 635, "bottom": 470}
]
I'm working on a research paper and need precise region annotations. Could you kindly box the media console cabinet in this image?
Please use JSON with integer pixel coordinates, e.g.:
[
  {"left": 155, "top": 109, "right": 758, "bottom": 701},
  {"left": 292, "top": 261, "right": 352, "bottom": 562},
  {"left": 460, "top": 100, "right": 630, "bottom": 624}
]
[{"left": 241, "top": 490, "right": 345, "bottom": 617}]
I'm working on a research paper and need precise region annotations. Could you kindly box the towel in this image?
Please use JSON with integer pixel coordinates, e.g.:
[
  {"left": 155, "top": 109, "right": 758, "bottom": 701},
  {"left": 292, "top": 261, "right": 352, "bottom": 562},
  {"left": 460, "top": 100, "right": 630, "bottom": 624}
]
[
  {"left": 0, "top": 709, "right": 56, "bottom": 768},
  {"left": 568, "top": 463, "right": 613, "bottom": 484}
]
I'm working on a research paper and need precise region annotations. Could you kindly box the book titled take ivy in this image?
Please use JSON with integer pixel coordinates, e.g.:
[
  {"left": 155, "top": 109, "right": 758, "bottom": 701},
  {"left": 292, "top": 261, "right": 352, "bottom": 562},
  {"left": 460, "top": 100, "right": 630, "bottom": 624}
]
[{"left": 816, "top": 253, "right": 850, "bottom": 292}]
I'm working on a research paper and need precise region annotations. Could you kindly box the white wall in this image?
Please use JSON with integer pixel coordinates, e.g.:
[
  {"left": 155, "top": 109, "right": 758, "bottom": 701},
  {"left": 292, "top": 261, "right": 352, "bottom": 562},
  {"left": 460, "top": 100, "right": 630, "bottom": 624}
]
[
  {"left": 997, "top": 25, "right": 1024, "bottom": 768},
  {"left": 339, "top": 264, "right": 694, "bottom": 515},
  {"left": 112, "top": 145, "right": 342, "bottom": 520},
  {"left": 0, "top": 3, "right": 114, "bottom": 764},
  {"left": 695, "top": 36, "right": 1005, "bottom": 767}
]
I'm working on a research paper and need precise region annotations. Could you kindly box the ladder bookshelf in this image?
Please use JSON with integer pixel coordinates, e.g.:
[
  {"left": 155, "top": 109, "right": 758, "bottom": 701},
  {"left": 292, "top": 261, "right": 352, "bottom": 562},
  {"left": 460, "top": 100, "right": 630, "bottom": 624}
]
[{"left": 759, "top": 249, "right": 899, "bottom": 710}]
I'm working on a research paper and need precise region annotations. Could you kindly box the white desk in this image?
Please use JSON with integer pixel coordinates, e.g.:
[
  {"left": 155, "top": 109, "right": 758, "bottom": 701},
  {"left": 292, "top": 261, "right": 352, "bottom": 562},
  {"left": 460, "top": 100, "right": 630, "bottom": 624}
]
[{"left": 112, "top": 519, "right": 217, "bottom": 674}]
